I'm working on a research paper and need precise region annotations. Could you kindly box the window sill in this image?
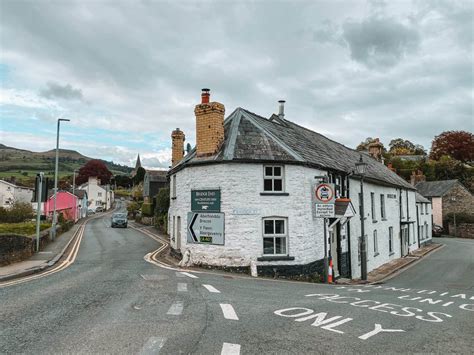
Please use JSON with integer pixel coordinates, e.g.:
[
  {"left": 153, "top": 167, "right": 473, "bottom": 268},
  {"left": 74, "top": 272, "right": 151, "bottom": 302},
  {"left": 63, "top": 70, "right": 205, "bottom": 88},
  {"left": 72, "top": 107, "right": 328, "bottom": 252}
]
[
  {"left": 171, "top": 197, "right": 177, "bottom": 200},
  {"left": 389, "top": 252, "right": 395, "bottom": 256},
  {"left": 381, "top": 218, "right": 387, "bottom": 221},
  {"left": 260, "top": 192, "right": 289, "bottom": 196},
  {"left": 374, "top": 252, "right": 379, "bottom": 257},
  {"left": 257, "top": 255, "right": 295, "bottom": 261},
  {"left": 372, "top": 220, "right": 378, "bottom": 223}
]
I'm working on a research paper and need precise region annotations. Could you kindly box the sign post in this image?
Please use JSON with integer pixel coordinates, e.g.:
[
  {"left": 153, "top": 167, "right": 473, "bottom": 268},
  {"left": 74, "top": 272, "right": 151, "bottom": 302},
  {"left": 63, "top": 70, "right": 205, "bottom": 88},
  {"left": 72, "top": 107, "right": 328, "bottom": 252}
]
[
  {"left": 34, "top": 172, "right": 44, "bottom": 252},
  {"left": 187, "top": 212, "right": 225, "bottom": 245},
  {"left": 314, "top": 182, "right": 335, "bottom": 283}
]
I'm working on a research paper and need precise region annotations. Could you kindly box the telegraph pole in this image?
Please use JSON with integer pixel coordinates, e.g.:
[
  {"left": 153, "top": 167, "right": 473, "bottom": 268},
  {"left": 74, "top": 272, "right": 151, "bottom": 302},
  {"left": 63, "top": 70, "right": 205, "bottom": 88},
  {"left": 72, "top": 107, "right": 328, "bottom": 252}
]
[{"left": 35, "top": 172, "right": 44, "bottom": 252}]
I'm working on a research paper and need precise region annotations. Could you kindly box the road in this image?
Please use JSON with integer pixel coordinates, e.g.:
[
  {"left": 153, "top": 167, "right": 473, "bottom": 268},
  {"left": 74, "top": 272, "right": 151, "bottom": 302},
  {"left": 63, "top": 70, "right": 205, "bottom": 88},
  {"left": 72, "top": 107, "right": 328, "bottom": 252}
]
[{"left": 1, "top": 211, "right": 473, "bottom": 354}]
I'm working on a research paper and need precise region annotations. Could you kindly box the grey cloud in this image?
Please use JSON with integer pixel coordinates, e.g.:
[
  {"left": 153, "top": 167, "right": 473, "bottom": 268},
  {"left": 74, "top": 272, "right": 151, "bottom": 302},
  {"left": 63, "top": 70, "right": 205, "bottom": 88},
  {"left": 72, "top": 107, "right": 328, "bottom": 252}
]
[
  {"left": 141, "top": 157, "right": 170, "bottom": 169},
  {"left": 342, "top": 17, "right": 420, "bottom": 67},
  {"left": 39, "top": 82, "right": 83, "bottom": 100}
]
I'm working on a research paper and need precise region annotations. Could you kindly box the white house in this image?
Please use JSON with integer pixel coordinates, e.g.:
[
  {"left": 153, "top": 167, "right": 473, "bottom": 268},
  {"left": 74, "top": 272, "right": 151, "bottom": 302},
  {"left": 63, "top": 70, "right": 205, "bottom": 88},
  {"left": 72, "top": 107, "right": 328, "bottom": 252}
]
[
  {"left": 78, "top": 176, "right": 114, "bottom": 211},
  {"left": 416, "top": 192, "right": 432, "bottom": 246},
  {"left": 0, "top": 179, "right": 33, "bottom": 209},
  {"left": 168, "top": 89, "right": 419, "bottom": 280}
]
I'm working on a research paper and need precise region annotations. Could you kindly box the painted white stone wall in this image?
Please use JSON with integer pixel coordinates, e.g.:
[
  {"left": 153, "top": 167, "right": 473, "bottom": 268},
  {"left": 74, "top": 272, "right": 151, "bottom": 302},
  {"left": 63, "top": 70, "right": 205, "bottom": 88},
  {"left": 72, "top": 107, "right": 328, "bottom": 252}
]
[
  {"left": 169, "top": 163, "right": 328, "bottom": 268},
  {"left": 417, "top": 202, "right": 432, "bottom": 244},
  {"left": 78, "top": 177, "right": 113, "bottom": 210},
  {"left": 0, "top": 180, "right": 33, "bottom": 208},
  {"left": 349, "top": 180, "right": 407, "bottom": 279}
]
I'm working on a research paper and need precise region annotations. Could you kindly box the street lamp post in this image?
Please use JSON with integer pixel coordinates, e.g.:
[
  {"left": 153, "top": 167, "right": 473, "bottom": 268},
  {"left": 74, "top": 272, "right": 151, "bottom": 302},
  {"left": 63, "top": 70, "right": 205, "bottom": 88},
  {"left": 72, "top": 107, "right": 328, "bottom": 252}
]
[
  {"left": 355, "top": 155, "right": 368, "bottom": 281},
  {"left": 52, "top": 118, "right": 70, "bottom": 241},
  {"left": 451, "top": 196, "right": 457, "bottom": 237}
]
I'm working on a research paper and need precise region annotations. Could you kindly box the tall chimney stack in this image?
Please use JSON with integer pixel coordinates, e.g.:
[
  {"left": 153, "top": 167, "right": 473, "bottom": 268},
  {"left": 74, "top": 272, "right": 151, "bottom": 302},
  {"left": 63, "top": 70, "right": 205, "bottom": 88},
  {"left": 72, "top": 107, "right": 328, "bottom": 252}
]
[
  {"left": 278, "top": 100, "right": 285, "bottom": 119},
  {"left": 195, "top": 88, "right": 225, "bottom": 157},
  {"left": 171, "top": 128, "right": 185, "bottom": 167},
  {"left": 368, "top": 138, "right": 384, "bottom": 161}
]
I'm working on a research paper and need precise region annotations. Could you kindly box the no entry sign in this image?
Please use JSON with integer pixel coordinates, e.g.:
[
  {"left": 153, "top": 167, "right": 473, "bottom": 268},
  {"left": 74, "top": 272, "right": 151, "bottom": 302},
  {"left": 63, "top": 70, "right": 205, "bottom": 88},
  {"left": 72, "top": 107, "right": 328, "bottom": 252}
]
[{"left": 314, "top": 183, "right": 335, "bottom": 204}]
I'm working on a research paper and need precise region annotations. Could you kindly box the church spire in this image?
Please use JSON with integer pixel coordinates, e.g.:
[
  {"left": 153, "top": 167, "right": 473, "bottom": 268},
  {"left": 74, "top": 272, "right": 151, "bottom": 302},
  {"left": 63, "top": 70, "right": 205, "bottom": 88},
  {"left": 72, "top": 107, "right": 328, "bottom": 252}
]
[{"left": 135, "top": 153, "right": 142, "bottom": 169}]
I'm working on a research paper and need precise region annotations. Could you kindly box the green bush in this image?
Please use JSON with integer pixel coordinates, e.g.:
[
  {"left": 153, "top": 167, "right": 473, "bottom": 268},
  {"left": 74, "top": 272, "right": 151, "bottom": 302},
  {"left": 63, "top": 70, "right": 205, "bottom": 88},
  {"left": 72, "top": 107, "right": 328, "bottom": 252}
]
[
  {"left": 154, "top": 213, "right": 168, "bottom": 233},
  {"left": 0, "top": 222, "right": 51, "bottom": 235},
  {"left": 0, "top": 202, "right": 34, "bottom": 223},
  {"left": 445, "top": 212, "right": 474, "bottom": 224},
  {"left": 141, "top": 202, "right": 153, "bottom": 217},
  {"left": 154, "top": 187, "right": 170, "bottom": 216}
]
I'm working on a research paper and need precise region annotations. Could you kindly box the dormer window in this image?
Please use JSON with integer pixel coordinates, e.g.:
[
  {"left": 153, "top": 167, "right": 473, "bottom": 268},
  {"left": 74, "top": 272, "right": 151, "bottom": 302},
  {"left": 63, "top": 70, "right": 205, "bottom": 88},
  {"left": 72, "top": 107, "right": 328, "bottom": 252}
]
[{"left": 263, "top": 165, "right": 284, "bottom": 192}]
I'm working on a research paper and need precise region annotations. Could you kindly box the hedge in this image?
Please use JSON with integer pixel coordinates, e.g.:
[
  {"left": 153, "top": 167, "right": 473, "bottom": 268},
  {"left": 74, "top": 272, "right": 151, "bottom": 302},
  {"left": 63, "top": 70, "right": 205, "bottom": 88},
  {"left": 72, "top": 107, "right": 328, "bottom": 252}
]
[
  {"left": 0, "top": 222, "right": 51, "bottom": 235},
  {"left": 445, "top": 212, "right": 474, "bottom": 224},
  {"left": 141, "top": 202, "right": 154, "bottom": 217}
]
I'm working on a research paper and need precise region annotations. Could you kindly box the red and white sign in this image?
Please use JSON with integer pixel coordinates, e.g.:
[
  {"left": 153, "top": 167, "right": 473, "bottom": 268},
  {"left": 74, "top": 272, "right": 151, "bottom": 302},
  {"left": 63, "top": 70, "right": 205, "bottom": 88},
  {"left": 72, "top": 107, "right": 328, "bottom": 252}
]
[{"left": 314, "top": 183, "right": 335, "bottom": 204}]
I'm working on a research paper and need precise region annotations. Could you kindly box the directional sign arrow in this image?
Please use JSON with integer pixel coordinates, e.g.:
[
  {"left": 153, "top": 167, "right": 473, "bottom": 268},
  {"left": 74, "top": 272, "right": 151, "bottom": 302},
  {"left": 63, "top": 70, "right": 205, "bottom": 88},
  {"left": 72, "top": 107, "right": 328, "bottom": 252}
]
[{"left": 188, "top": 213, "right": 199, "bottom": 242}]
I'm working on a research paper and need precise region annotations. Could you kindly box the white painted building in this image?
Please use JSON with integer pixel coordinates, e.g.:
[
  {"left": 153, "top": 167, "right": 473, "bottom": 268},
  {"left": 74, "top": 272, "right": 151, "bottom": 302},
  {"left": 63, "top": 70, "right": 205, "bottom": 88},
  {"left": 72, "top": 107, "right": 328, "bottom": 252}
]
[
  {"left": 77, "top": 176, "right": 114, "bottom": 211},
  {"left": 0, "top": 179, "right": 33, "bottom": 209},
  {"left": 416, "top": 192, "right": 432, "bottom": 246},
  {"left": 168, "top": 90, "right": 420, "bottom": 279}
]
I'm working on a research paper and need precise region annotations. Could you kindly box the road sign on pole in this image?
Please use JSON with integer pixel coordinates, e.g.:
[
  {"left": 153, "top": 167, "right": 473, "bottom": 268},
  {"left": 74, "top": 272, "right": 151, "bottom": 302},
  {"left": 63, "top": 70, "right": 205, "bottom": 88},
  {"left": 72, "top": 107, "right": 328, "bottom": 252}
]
[
  {"left": 314, "top": 183, "right": 335, "bottom": 218},
  {"left": 187, "top": 212, "right": 225, "bottom": 245}
]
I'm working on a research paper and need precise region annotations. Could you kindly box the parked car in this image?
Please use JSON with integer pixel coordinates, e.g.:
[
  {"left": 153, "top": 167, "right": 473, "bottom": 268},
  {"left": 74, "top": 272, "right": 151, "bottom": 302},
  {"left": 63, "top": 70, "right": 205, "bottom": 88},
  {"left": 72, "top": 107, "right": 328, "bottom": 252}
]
[
  {"left": 95, "top": 206, "right": 104, "bottom": 212},
  {"left": 111, "top": 212, "right": 128, "bottom": 228},
  {"left": 432, "top": 224, "right": 444, "bottom": 237},
  {"left": 87, "top": 208, "right": 95, "bottom": 215}
]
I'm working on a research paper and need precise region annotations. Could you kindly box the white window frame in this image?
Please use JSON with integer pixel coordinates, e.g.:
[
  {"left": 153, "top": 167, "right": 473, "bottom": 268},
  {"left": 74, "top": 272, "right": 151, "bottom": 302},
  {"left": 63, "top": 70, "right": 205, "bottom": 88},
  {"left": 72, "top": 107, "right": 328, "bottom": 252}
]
[
  {"left": 373, "top": 230, "right": 378, "bottom": 255},
  {"left": 262, "top": 217, "right": 288, "bottom": 256},
  {"left": 171, "top": 175, "right": 177, "bottom": 198},
  {"left": 263, "top": 165, "right": 284, "bottom": 192}
]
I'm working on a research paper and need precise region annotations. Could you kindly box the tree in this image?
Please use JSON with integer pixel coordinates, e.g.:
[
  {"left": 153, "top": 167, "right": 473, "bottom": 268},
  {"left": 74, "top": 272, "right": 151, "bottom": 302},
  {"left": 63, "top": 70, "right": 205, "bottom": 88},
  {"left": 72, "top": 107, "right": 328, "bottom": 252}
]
[
  {"left": 76, "top": 160, "right": 112, "bottom": 185},
  {"left": 133, "top": 166, "right": 146, "bottom": 185},
  {"left": 114, "top": 174, "right": 132, "bottom": 188},
  {"left": 388, "top": 138, "right": 416, "bottom": 154},
  {"left": 429, "top": 130, "right": 474, "bottom": 163}
]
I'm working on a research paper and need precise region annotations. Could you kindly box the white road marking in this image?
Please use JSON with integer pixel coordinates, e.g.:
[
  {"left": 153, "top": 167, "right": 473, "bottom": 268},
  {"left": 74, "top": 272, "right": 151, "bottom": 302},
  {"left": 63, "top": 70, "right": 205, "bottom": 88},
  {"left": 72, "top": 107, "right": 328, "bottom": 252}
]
[
  {"left": 178, "top": 283, "right": 188, "bottom": 292},
  {"left": 139, "top": 336, "right": 166, "bottom": 354},
  {"left": 167, "top": 301, "right": 184, "bottom": 315},
  {"left": 176, "top": 272, "right": 185, "bottom": 278},
  {"left": 203, "top": 284, "right": 221, "bottom": 293},
  {"left": 180, "top": 272, "right": 198, "bottom": 279},
  {"left": 358, "top": 324, "right": 405, "bottom": 340},
  {"left": 221, "top": 342, "right": 241, "bottom": 355},
  {"left": 220, "top": 303, "right": 239, "bottom": 320}
]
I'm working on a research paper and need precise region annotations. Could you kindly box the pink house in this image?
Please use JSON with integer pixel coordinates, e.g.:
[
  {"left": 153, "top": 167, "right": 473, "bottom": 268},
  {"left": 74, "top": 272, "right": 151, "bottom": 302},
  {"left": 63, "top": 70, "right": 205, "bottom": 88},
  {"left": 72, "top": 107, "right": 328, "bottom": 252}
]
[{"left": 44, "top": 191, "right": 79, "bottom": 222}]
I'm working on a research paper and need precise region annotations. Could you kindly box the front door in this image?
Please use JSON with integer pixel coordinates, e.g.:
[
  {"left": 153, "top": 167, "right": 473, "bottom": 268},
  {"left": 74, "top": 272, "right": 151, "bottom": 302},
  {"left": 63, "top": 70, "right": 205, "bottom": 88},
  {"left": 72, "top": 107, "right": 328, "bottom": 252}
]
[
  {"left": 176, "top": 216, "right": 181, "bottom": 250},
  {"left": 330, "top": 228, "right": 339, "bottom": 277}
]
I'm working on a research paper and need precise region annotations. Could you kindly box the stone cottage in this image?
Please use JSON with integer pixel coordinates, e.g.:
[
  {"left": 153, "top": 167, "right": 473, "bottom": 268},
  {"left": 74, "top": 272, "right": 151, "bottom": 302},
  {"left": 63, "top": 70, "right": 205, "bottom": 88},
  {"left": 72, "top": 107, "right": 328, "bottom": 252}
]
[{"left": 168, "top": 89, "right": 421, "bottom": 279}]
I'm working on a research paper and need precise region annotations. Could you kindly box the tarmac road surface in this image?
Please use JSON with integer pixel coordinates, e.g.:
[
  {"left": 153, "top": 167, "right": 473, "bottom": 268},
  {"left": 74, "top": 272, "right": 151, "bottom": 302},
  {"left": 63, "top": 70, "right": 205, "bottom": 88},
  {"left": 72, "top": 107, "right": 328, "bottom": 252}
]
[{"left": 1, "top": 211, "right": 473, "bottom": 354}]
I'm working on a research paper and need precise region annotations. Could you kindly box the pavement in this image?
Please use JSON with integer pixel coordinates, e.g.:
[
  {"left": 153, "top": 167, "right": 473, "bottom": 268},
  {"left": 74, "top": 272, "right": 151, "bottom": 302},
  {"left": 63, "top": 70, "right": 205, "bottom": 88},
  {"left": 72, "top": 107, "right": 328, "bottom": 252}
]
[
  {"left": 1, "top": 210, "right": 473, "bottom": 354},
  {"left": 0, "top": 222, "right": 82, "bottom": 282}
]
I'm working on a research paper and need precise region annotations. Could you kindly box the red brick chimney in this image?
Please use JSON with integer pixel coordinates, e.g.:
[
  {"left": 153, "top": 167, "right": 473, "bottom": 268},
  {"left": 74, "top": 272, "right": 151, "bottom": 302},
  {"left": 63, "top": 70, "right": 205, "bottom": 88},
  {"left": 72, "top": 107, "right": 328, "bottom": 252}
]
[
  {"left": 410, "top": 169, "right": 426, "bottom": 186},
  {"left": 194, "top": 88, "right": 225, "bottom": 157},
  {"left": 368, "top": 138, "right": 384, "bottom": 161}
]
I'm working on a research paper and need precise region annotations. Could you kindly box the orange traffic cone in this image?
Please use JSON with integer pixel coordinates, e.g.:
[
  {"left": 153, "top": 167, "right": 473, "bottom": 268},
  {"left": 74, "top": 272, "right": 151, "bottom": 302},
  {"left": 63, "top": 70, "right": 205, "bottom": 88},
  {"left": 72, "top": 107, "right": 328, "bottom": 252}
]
[{"left": 328, "top": 259, "right": 333, "bottom": 283}]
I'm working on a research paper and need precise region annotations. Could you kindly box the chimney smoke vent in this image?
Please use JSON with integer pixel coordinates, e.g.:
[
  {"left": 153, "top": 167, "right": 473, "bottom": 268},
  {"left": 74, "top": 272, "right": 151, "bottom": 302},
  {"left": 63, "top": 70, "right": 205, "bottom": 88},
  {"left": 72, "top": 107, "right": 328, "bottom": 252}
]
[
  {"left": 201, "top": 88, "right": 210, "bottom": 104},
  {"left": 278, "top": 100, "right": 285, "bottom": 119}
]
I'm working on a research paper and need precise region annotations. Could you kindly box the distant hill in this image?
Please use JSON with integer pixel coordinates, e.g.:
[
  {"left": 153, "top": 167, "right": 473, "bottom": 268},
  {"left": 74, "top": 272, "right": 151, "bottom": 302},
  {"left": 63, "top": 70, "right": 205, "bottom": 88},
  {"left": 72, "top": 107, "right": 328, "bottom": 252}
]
[{"left": 0, "top": 144, "right": 132, "bottom": 187}]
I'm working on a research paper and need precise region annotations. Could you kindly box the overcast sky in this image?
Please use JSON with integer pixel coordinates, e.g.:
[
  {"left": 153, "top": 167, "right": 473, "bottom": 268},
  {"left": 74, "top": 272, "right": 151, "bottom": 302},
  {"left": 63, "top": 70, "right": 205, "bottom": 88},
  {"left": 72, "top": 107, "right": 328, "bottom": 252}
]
[{"left": 1, "top": 0, "right": 472, "bottom": 169}]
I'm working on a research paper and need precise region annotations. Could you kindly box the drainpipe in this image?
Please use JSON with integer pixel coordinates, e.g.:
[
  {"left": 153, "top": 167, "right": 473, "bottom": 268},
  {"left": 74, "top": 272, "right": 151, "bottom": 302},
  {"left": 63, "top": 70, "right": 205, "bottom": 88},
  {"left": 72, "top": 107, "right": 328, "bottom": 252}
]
[{"left": 416, "top": 204, "right": 420, "bottom": 248}]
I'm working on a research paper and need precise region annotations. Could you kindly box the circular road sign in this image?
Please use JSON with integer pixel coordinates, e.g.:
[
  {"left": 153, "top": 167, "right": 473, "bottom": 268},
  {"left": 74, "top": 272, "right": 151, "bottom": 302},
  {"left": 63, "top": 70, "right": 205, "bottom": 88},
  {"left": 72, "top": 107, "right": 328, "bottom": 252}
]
[{"left": 315, "top": 183, "right": 334, "bottom": 203}]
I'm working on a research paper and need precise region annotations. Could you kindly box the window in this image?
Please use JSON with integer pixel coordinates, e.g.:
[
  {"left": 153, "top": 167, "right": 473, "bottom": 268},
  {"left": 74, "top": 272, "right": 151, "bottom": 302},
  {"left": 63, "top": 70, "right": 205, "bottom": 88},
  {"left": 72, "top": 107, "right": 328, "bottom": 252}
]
[
  {"left": 172, "top": 175, "right": 177, "bottom": 198},
  {"left": 380, "top": 194, "right": 386, "bottom": 220},
  {"left": 262, "top": 218, "right": 287, "bottom": 255},
  {"left": 425, "top": 222, "right": 429, "bottom": 239},
  {"left": 389, "top": 227, "right": 393, "bottom": 254},
  {"left": 371, "top": 192, "right": 376, "bottom": 221},
  {"left": 98, "top": 192, "right": 102, "bottom": 197},
  {"left": 373, "top": 230, "right": 378, "bottom": 255},
  {"left": 400, "top": 193, "right": 404, "bottom": 219},
  {"left": 425, "top": 204, "right": 429, "bottom": 214},
  {"left": 420, "top": 225, "right": 424, "bottom": 240},
  {"left": 95, "top": 201, "right": 101, "bottom": 206},
  {"left": 263, "top": 166, "right": 284, "bottom": 192}
]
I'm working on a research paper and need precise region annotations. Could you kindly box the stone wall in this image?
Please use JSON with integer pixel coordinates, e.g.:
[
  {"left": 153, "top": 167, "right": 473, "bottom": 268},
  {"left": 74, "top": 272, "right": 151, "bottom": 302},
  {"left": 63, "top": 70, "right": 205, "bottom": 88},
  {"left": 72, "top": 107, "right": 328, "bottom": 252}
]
[
  {"left": 448, "top": 223, "right": 474, "bottom": 239},
  {"left": 0, "top": 229, "right": 51, "bottom": 266},
  {"left": 442, "top": 184, "right": 474, "bottom": 220}
]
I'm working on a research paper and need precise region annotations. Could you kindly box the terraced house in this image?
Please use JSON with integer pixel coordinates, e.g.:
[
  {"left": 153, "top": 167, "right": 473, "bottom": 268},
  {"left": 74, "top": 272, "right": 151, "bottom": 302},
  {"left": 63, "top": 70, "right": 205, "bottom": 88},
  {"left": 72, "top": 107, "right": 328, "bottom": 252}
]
[{"left": 168, "top": 89, "right": 425, "bottom": 279}]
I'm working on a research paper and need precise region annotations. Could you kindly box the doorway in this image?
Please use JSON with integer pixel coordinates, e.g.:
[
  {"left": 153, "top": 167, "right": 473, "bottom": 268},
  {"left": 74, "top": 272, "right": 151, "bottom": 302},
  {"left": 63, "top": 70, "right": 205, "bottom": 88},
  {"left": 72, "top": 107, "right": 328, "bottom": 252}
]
[
  {"left": 329, "top": 227, "right": 339, "bottom": 277},
  {"left": 176, "top": 216, "right": 181, "bottom": 250},
  {"left": 401, "top": 226, "right": 409, "bottom": 256}
]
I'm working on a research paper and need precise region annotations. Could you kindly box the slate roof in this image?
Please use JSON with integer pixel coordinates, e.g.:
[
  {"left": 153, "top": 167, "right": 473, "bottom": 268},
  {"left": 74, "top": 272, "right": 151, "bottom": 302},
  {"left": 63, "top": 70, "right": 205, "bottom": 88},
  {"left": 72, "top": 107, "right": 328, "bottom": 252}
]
[
  {"left": 171, "top": 107, "right": 414, "bottom": 190},
  {"left": 73, "top": 190, "right": 87, "bottom": 199},
  {"left": 415, "top": 180, "right": 459, "bottom": 197},
  {"left": 415, "top": 192, "right": 430, "bottom": 203},
  {"left": 145, "top": 170, "right": 168, "bottom": 182}
]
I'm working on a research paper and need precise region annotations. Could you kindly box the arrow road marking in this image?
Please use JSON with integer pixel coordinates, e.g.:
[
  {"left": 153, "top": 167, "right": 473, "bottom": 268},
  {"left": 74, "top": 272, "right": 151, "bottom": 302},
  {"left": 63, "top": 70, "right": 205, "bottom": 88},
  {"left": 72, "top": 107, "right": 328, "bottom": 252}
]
[
  {"left": 203, "top": 284, "right": 221, "bottom": 293},
  {"left": 167, "top": 301, "right": 183, "bottom": 315},
  {"left": 220, "top": 304, "right": 239, "bottom": 320},
  {"left": 221, "top": 343, "right": 241, "bottom": 355}
]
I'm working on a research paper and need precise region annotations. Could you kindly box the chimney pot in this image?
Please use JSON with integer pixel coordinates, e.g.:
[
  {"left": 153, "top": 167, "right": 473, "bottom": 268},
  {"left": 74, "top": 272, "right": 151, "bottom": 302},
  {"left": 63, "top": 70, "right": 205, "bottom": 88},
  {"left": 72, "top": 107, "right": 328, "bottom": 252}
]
[
  {"left": 201, "top": 88, "right": 210, "bottom": 104},
  {"left": 278, "top": 100, "right": 285, "bottom": 119}
]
